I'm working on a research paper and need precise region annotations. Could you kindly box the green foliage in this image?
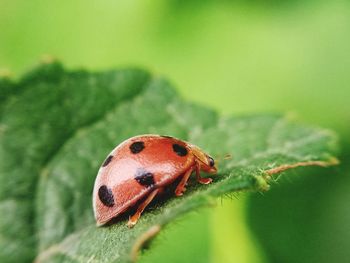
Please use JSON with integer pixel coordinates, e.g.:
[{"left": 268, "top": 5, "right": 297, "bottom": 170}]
[
  {"left": 248, "top": 163, "right": 350, "bottom": 263},
  {"left": 0, "top": 63, "right": 338, "bottom": 263}
]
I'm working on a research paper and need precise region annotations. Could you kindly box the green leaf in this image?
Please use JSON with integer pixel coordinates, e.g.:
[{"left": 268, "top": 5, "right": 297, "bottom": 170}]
[
  {"left": 0, "top": 62, "right": 152, "bottom": 262},
  {"left": 0, "top": 62, "right": 339, "bottom": 263}
]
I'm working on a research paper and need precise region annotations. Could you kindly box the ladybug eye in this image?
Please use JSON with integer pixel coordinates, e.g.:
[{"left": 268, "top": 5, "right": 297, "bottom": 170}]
[{"left": 208, "top": 156, "right": 215, "bottom": 167}]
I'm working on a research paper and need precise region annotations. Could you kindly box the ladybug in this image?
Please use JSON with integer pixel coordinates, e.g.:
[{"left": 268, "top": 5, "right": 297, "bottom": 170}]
[{"left": 93, "top": 134, "right": 217, "bottom": 228}]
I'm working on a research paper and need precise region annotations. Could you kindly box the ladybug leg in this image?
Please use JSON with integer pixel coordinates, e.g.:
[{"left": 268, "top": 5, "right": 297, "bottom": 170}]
[
  {"left": 127, "top": 188, "right": 160, "bottom": 228},
  {"left": 175, "top": 168, "right": 193, "bottom": 197},
  {"left": 195, "top": 163, "right": 212, "bottom": 185}
]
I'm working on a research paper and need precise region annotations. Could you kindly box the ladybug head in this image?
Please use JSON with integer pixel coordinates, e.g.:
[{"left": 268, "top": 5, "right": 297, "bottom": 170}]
[
  {"left": 189, "top": 145, "right": 217, "bottom": 174},
  {"left": 200, "top": 155, "right": 217, "bottom": 174}
]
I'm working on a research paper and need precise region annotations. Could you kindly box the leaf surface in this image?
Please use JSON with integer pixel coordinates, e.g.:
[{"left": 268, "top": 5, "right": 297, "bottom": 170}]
[{"left": 0, "top": 62, "right": 338, "bottom": 263}]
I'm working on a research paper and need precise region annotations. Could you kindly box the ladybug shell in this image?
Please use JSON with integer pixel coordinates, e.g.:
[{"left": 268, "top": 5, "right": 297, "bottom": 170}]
[{"left": 93, "top": 135, "right": 195, "bottom": 226}]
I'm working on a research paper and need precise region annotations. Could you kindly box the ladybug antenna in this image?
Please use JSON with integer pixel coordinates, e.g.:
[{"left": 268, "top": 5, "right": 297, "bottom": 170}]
[
  {"left": 214, "top": 153, "right": 233, "bottom": 165},
  {"left": 223, "top": 154, "right": 233, "bottom": 160}
]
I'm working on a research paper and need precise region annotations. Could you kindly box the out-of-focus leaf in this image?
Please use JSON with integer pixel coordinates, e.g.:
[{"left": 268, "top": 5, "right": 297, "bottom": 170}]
[{"left": 247, "top": 149, "right": 350, "bottom": 263}]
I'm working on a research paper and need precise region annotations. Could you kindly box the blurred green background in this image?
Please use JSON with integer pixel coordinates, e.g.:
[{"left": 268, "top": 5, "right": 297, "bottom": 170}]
[{"left": 1, "top": 0, "right": 349, "bottom": 262}]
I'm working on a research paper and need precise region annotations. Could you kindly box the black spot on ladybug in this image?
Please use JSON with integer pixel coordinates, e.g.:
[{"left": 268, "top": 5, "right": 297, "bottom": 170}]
[
  {"left": 130, "top": 141, "right": 145, "bottom": 154},
  {"left": 209, "top": 156, "right": 215, "bottom": 167},
  {"left": 102, "top": 155, "right": 113, "bottom": 167},
  {"left": 135, "top": 169, "right": 155, "bottom": 187},
  {"left": 172, "top": 143, "right": 188, "bottom": 157},
  {"left": 98, "top": 185, "right": 115, "bottom": 207}
]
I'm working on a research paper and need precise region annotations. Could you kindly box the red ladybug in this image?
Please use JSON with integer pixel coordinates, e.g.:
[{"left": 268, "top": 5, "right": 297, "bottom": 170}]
[{"left": 93, "top": 134, "right": 217, "bottom": 227}]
